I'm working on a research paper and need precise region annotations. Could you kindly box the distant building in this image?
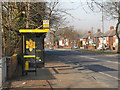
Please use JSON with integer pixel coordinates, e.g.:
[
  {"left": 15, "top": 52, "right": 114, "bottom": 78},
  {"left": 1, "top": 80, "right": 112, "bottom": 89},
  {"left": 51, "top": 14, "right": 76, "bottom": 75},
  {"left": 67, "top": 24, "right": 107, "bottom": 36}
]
[
  {"left": 58, "top": 38, "right": 79, "bottom": 48},
  {"left": 80, "top": 26, "right": 120, "bottom": 50},
  {"left": 93, "top": 29, "right": 104, "bottom": 49},
  {"left": 81, "top": 31, "right": 94, "bottom": 49},
  {"left": 59, "top": 38, "right": 71, "bottom": 47},
  {"left": 103, "top": 26, "right": 120, "bottom": 50}
]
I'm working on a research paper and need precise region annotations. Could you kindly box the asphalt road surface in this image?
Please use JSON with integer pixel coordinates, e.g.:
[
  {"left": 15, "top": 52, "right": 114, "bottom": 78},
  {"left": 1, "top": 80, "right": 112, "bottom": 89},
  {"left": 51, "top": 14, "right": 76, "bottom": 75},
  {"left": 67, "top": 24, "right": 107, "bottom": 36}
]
[
  {"left": 45, "top": 49, "right": 119, "bottom": 88},
  {"left": 3, "top": 49, "right": 119, "bottom": 89}
]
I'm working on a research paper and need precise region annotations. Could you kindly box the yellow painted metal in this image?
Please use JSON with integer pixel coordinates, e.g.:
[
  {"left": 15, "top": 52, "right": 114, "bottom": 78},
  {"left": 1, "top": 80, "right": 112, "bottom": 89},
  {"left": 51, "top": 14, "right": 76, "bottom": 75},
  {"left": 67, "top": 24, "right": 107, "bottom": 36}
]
[
  {"left": 23, "top": 35, "right": 25, "bottom": 53},
  {"left": 24, "top": 55, "right": 35, "bottom": 58},
  {"left": 13, "top": 54, "right": 17, "bottom": 56},
  {"left": 19, "top": 29, "right": 49, "bottom": 33},
  {"left": 43, "top": 20, "right": 46, "bottom": 23},
  {"left": 43, "top": 24, "right": 49, "bottom": 27},
  {"left": 25, "top": 61, "right": 29, "bottom": 70},
  {"left": 36, "top": 57, "right": 40, "bottom": 59},
  {"left": 39, "top": 59, "right": 41, "bottom": 61}
]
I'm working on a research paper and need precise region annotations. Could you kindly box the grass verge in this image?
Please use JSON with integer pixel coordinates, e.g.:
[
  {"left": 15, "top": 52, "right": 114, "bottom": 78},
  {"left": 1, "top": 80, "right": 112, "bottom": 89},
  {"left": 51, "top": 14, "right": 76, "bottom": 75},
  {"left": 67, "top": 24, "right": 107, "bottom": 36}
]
[
  {"left": 55, "top": 48, "right": 118, "bottom": 54},
  {"left": 76, "top": 49, "right": 118, "bottom": 54}
]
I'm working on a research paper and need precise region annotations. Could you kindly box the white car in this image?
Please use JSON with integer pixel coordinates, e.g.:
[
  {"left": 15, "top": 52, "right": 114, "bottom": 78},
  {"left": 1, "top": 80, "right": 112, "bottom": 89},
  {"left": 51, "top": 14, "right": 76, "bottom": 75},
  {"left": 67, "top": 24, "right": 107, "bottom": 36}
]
[
  {"left": 49, "top": 45, "right": 54, "bottom": 50},
  {"left": 74, "top": 45, "right": 79, "bottom": 49}
]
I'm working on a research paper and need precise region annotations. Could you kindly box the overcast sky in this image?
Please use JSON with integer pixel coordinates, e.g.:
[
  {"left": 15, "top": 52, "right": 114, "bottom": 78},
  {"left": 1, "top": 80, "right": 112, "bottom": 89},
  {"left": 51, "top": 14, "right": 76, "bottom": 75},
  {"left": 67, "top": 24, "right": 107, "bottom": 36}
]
[{"left": 59, "top": 2, "right": 117, "bottom": 33}]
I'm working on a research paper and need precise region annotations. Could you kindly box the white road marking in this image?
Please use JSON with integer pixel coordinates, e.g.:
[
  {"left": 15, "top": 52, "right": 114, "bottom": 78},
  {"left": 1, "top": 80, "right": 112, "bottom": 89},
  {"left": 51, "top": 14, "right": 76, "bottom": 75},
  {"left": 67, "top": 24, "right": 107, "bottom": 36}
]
[
  {"left": 99, "top": 72, "right": 119, "bottom": 80},
  {"left": 89, "top": 57, "right": 100, "bottom": 60},
  {"left": 106, "top": 61, "right": 118, "bottom": 64},
  {"left": 80, "top": 56, "right": 119, "bottom": 64},
  {"left": 80, "top": 56, "right": 119, "bottom": 80}
]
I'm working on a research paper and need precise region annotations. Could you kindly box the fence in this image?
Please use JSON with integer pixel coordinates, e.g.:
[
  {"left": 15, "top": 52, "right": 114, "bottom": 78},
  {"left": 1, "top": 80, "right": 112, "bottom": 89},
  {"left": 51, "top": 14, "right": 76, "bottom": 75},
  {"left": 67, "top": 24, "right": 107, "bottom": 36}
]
[{"left": 0, "top": 57, "right": 7, "bottom": 88}]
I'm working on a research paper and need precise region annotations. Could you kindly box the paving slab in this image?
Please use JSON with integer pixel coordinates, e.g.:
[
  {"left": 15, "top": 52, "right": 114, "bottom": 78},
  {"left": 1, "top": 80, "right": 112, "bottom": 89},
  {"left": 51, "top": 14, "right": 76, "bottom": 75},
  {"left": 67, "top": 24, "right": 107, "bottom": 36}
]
[{"left": 3, "top": 63, "right": 108, "bottom": 89}]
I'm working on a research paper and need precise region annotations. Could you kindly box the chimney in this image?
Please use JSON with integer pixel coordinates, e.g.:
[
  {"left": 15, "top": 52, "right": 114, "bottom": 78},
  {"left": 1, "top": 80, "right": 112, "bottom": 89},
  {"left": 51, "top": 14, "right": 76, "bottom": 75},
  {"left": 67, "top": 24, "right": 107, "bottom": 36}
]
[
  {"left": 97, "top": 29, "right": 101, "bottom": 32},
  {"left": 110, "top": 26, "right": 114, "bottom": 30},
  {"left": 88, "top": 31, "right": 91, "bottom": 34}
]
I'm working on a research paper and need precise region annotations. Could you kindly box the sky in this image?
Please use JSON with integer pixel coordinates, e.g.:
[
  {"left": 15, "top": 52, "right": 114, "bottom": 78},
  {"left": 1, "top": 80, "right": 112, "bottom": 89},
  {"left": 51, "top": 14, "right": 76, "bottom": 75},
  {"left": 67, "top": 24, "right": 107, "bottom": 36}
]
[{"left": 59, "top": 2, "right": 117, "bottom": 33}]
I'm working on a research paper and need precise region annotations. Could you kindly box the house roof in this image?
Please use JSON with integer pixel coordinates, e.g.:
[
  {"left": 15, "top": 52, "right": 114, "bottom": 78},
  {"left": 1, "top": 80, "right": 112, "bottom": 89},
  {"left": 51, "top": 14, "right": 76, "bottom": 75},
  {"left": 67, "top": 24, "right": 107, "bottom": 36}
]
[
  {"left": 81, "top": 29, "right": 120, "bottom": 39},
  {"left": 94, "top": 32, "right": 104, "bottom": 38},
  {"left": 82, "top": 33, "right": 94, "bottom": 39},
  {"left": 104, "top": 30, "right": 120, "bottom": 37}
]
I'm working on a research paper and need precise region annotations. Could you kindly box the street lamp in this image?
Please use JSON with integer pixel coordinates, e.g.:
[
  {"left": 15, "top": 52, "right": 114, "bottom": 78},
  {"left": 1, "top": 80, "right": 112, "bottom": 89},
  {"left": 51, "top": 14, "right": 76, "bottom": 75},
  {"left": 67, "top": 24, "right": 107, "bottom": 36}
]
[{"left": 102, "top": 0, "right": 104, "bottom": 52}]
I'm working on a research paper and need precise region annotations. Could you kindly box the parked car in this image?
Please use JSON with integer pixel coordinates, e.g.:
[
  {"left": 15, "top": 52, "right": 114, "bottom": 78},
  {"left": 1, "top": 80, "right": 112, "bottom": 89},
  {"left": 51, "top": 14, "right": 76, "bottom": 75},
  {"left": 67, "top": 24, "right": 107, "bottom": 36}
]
[
  {"left": 73, "top": 45, "right": 79, "bottom": 49},
  {"left": 49, "top": 45, "right": 54, "bottom": 50}
]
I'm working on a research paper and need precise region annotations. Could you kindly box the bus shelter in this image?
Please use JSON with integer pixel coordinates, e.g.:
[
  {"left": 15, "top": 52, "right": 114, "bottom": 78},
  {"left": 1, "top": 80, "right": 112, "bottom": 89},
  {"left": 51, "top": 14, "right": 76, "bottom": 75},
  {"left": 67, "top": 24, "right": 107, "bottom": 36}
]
[{"left": 19, "top": 20, "right": 49, "bottom": 75}]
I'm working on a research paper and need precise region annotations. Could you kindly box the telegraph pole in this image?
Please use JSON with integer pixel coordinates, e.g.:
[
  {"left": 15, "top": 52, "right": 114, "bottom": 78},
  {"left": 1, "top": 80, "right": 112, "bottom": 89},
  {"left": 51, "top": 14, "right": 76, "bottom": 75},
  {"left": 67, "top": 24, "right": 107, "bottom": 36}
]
[{"left": 102, "top": 0, "right": 104, "bottom": 51}]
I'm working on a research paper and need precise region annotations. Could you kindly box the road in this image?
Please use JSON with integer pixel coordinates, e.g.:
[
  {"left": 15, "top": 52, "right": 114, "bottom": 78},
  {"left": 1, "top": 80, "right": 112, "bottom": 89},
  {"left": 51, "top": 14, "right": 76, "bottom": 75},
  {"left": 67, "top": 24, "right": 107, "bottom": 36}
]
[
  {"left": 45, "top": 49, "right": 119, "bottom": 88},
  {"left": 3, "top": 49, "right": 119, "bottom": 89}
]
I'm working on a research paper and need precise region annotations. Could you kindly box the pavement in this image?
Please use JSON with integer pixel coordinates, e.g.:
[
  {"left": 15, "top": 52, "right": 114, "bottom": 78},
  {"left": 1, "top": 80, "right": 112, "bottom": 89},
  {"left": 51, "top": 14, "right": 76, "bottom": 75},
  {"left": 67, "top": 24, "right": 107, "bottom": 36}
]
[
  {"left": 0, "top": 59, "right": 2, "bottom": 88},
  {"left": 2, "top": 49, "right": 119, "bottom": 89},
  {"left": 2, "top": 64, "right": 106, "bottom": 89}
]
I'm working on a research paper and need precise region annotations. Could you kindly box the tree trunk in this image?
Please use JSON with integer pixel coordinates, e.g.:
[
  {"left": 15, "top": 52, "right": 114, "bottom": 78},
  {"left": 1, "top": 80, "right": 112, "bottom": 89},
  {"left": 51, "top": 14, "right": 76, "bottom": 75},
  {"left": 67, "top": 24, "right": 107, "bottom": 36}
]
[
  {"left": 115, "top": 20, "right": 120, "bottom": 53},
  {"left": 117, "top": 39, "right": 120, "bottom": 53},
  {"left": 26, "top": 3, "right": 30, "bottom": 28},
  {"left": 2, "top": 37, "right": 6, "bottom": 56}
]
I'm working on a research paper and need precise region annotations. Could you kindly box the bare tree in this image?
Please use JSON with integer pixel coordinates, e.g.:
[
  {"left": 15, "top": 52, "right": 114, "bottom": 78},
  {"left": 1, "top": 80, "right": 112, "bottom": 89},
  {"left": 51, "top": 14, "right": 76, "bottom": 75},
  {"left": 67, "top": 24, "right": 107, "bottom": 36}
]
[
  {"left": 45, "top": 1, "right": 80, "bottom": 46},
  {"left": 1, "top": 1, "right": 77, "bottom": 56},
  {"left": 55, "top": 26, "right": 81, "bottom": 40},
  {"left": 1, "top": 2, "right": 53, "bottom": 56}
]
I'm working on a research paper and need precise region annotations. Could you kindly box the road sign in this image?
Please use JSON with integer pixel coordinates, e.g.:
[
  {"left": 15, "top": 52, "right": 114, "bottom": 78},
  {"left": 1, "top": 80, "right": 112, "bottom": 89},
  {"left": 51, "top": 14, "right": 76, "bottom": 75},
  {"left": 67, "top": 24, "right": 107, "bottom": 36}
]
[{"left": 43, "top": 20, "right": 49, "bottom": 29}]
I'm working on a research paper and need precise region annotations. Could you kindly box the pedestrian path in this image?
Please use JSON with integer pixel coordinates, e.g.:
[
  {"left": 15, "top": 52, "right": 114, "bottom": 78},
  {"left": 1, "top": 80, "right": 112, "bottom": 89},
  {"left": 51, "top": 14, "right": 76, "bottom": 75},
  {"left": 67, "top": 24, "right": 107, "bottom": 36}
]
[
  {"left": 0, "top": 59, "right": 2, "bottom": 88},
  {"left": 3, "top": 62, "right": 108, "bottom": 88}
]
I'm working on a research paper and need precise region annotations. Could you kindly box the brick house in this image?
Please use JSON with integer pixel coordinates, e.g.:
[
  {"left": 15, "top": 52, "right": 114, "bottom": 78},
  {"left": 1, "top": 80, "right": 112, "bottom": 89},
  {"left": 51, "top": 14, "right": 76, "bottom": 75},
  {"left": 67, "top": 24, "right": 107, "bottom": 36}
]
[
  {"left": 93, "top": 29, "right": 103, "bottom": 49},
  {"left": 103, "top": 26, "right": 120, "bottom": 50},
  {"left": 82, "top": 31, "right": 94, "bottom": 49},
  {"left": 59, "top": 38, "right": 79, "bottom": 48},
  {"left": 81, "top": 26, "right": 120, "bottom": 50},
  {"left": 59, "top": 38, "right": 71, "bottom": 47}
]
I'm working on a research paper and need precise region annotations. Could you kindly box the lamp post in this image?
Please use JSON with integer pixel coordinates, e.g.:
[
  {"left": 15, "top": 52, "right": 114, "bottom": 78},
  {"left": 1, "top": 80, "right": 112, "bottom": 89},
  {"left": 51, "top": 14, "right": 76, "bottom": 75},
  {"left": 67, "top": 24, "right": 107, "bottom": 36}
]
[
  {"left": 118, "top": 1, "right": 120, "bottom": 13},
  {"left": 102, "top": 0, "right": 104, "bottom": 52}
]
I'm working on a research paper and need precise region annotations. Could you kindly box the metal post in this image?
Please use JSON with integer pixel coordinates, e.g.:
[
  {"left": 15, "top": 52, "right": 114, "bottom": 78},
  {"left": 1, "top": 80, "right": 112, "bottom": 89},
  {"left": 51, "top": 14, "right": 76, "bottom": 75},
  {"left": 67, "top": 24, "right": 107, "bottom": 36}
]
[
  {"left": 2, "top": 57, "right": 7, "bottom": 83},
  {"left": 102, "top": 0, "right": 104, "bottom": 51},
  {"left": 0, "top": 58, "right": 2, "bottom": 88},
  {"left": 0, "top": 57, "right": 7, "bottom": 89},
  {"left": 0, "top": 1, "right": 1, "bottom": 58}
]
